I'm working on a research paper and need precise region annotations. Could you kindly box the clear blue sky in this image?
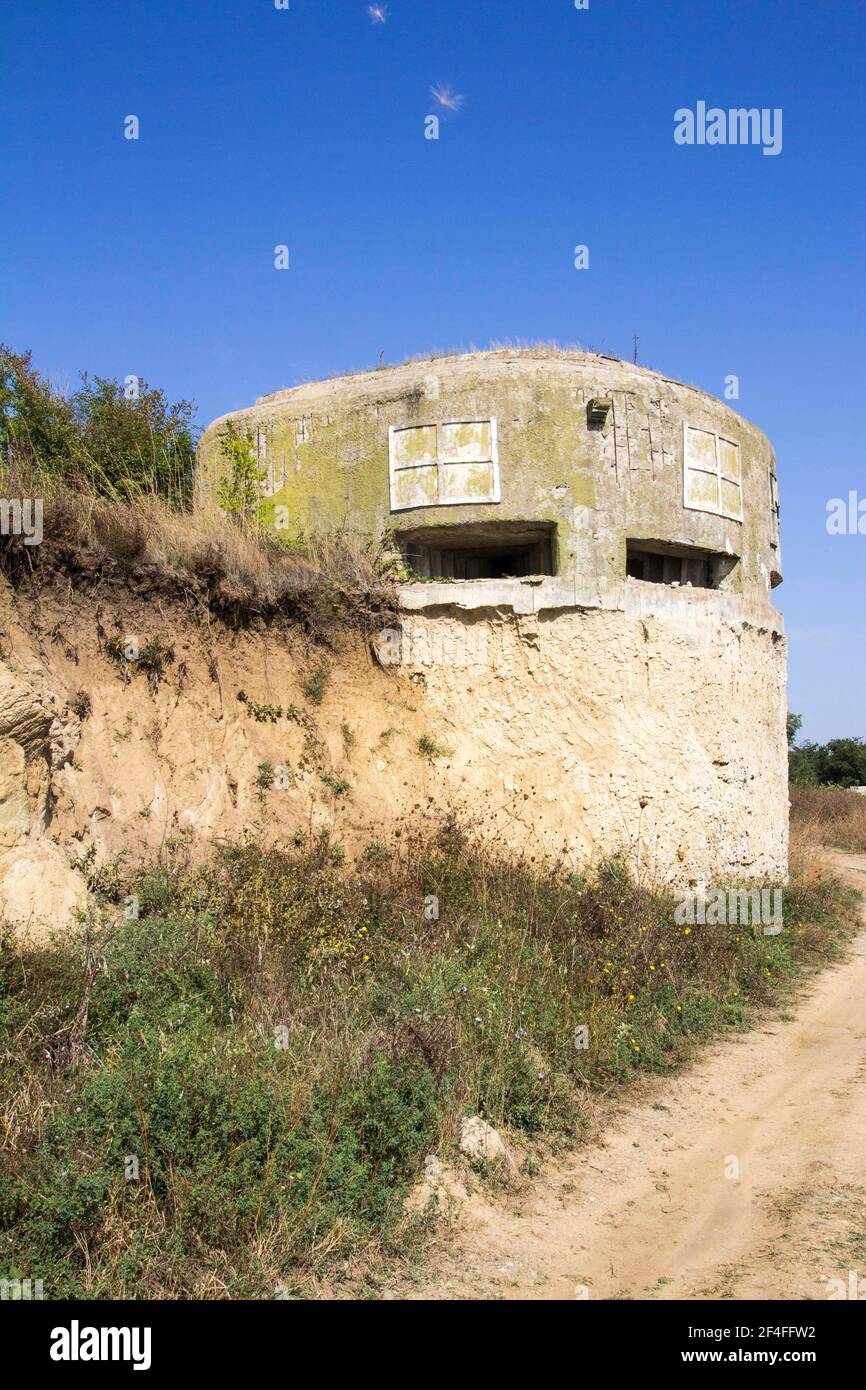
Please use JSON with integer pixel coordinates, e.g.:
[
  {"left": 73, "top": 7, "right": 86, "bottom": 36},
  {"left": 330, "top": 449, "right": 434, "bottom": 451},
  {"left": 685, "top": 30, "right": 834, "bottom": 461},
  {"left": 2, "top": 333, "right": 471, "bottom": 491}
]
[{"left": 2, "top": 0, "right": 864, "bottom": 741}]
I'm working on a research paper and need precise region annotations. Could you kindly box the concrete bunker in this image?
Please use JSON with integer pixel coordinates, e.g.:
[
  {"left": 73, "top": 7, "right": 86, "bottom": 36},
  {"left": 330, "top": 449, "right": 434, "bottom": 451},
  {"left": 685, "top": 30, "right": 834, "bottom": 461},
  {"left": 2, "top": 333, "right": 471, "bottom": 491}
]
[{"left": 196, "top": 348, "right": 788, "bottom": 883}]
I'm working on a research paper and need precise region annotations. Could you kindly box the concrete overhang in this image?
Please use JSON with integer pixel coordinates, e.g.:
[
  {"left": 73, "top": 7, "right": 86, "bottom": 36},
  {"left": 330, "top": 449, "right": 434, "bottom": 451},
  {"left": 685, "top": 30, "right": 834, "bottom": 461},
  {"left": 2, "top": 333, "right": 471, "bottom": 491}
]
[{"left": 397, "top": 577, "right": 785, "bottom": 637}]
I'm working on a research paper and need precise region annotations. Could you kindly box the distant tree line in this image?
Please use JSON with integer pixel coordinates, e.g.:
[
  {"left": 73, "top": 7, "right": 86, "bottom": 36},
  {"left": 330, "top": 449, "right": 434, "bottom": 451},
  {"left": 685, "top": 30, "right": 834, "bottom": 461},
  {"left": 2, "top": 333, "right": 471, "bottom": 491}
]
[
  {"left": 0, "top": 345, "right": 197, "bottom": 507},
  {"left": 787, "top": 713, "right": 866, "bottom": 788}
]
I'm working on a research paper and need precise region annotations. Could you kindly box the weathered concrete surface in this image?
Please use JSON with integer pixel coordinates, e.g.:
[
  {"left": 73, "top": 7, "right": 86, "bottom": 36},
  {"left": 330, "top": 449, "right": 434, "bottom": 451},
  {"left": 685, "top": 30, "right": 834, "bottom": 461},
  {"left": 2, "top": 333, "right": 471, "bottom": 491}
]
[{"left": 196, "top": 348, "right": 783, "bottom": 600}]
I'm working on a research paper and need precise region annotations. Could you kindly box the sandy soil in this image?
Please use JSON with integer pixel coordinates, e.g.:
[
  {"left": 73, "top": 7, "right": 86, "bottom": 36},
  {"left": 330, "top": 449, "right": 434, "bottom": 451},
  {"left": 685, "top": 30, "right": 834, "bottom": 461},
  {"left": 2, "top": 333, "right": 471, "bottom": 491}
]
[{"left": 412, "top": 851, "right": 866, "bottom": 1300}]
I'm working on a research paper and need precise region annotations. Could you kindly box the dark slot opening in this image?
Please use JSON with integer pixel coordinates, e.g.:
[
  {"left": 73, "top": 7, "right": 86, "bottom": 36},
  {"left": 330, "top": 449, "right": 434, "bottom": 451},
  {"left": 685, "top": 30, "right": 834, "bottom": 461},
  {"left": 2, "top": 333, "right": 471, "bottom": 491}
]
[
  {"left": 626, "top": 541, "right": 737, "bottom": 590},
  {"left": 398, "top": 521, "right": 557, "bottom": 580}
]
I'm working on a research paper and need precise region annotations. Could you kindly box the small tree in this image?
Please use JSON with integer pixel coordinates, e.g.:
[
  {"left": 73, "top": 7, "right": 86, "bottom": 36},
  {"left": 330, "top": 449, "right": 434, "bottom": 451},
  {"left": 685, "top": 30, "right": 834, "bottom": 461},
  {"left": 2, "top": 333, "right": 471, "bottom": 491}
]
[{"left": 216, "top": 420, "right": 266, "bottom": 519}]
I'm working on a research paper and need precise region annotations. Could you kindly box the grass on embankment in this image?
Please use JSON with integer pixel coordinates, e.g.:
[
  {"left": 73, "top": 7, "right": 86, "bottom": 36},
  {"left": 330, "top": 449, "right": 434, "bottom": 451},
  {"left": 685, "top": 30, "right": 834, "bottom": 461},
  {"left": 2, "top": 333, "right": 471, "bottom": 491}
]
[
  {"left": 0, "top": 459, "right": 398, "bottom": 639},
  {"left": 0, "top": 823, "right": 859, "bottom": 1299}
]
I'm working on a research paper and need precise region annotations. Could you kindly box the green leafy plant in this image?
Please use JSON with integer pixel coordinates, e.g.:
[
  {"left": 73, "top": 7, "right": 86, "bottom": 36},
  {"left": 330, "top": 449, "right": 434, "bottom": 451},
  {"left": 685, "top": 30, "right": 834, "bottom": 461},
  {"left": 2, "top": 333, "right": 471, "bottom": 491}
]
[
  {"left": 216, "top": 419, "right": 266, "bottom": 519},
  {"left": 320, "top": 771, "right": 350, "bottom": 798},
  {"left": 302, "top": 667, "right": 329, "bottom": 705},
  {"left": 105, "top": 635, "right": 174, "bottom": 691},
  {"left": 255, "top": 761, "right": 275, "bottom": 802},
  {"left": 237, "top": 692, "right": 283, "bottom": 723},
  {"left": 0, "top": 345, "right": 196, "bottom": 505}
]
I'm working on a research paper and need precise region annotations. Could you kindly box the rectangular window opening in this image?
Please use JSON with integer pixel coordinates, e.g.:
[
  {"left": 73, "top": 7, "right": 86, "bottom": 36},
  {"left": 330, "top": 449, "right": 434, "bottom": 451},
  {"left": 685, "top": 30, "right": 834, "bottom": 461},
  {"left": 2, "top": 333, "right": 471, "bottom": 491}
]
[
  {"left": 398, "top": 521, "right": 556, "bottom": 580},
  {"left": 626, "top": 541, "right": 737, "bottom": 591}
]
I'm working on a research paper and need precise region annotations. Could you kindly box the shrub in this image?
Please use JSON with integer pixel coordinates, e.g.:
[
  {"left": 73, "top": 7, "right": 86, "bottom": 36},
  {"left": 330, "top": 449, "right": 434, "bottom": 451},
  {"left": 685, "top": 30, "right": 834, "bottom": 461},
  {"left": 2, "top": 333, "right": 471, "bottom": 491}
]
[
  {"left": 215, "top": 420, "right": 266, "bottom": 519},
  {"left": 0, "top": 345, "right": 196, "bottom": 505},
  {"left": 70, "top": 690, "right": 92, "bottom": 720}
]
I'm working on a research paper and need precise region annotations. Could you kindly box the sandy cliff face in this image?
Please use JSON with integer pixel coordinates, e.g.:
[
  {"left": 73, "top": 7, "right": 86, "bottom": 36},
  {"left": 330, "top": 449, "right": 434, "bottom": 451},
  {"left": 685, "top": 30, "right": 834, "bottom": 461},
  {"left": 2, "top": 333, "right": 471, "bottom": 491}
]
[{"left": 0, "top": 573, "right": 787, "bottom": 940}]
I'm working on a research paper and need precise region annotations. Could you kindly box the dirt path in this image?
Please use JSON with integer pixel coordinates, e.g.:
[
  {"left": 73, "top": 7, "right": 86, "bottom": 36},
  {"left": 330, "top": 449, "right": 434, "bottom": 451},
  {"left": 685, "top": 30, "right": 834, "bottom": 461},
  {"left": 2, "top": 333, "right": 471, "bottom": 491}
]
[{"left": 414, "top": 851, "right": 866, "bottom": 1300}]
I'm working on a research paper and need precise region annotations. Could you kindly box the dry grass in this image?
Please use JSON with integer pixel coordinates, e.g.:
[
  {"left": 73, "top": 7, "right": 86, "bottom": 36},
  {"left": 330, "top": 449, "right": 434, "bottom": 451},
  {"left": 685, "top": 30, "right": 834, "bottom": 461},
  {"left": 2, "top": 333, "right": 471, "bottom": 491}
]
[
  {"left": 790, "top": 784, "right": 866, "bottom": 855},
  {"left": 0, "top": 463, "right": 398, "bottom": 636}
]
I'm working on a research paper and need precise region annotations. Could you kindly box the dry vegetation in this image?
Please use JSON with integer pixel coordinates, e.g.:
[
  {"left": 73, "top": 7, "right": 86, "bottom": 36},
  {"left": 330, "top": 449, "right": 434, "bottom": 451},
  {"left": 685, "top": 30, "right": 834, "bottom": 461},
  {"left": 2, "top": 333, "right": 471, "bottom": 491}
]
[
  {"left": 790, "top": 784, "right": 866, "bottom": 855},
  {"left": 0, "top": 462, "right": 398, "bottom": 638}
]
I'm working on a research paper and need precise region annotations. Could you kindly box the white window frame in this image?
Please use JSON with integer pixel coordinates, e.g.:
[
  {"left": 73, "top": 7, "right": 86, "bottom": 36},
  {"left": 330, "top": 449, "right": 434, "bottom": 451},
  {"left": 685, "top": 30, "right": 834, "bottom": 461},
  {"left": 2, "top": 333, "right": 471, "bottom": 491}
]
[
  {"left": 388, "top": 419, "right": 500, "bottom": 512},
  {"left": 683, "top": 424, "right": 743, "bottom": 523}
]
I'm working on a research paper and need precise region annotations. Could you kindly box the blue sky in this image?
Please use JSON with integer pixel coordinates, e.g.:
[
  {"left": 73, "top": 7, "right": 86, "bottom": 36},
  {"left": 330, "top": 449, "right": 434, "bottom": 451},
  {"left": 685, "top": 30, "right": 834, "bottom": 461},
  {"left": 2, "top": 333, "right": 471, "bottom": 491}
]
[{"left": 2, "top": 0, "right": 864, "bottom": 740}]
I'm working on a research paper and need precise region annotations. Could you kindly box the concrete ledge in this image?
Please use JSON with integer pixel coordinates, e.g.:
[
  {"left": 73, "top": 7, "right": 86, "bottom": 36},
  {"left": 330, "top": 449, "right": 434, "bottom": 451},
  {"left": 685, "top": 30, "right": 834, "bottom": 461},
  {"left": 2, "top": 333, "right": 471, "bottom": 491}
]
[
  {"left": 398, "top": 576, "right": 591, "bottom": 614},
  {"left": 397, "top": 576, "right": 784, "bottom": 636}
]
